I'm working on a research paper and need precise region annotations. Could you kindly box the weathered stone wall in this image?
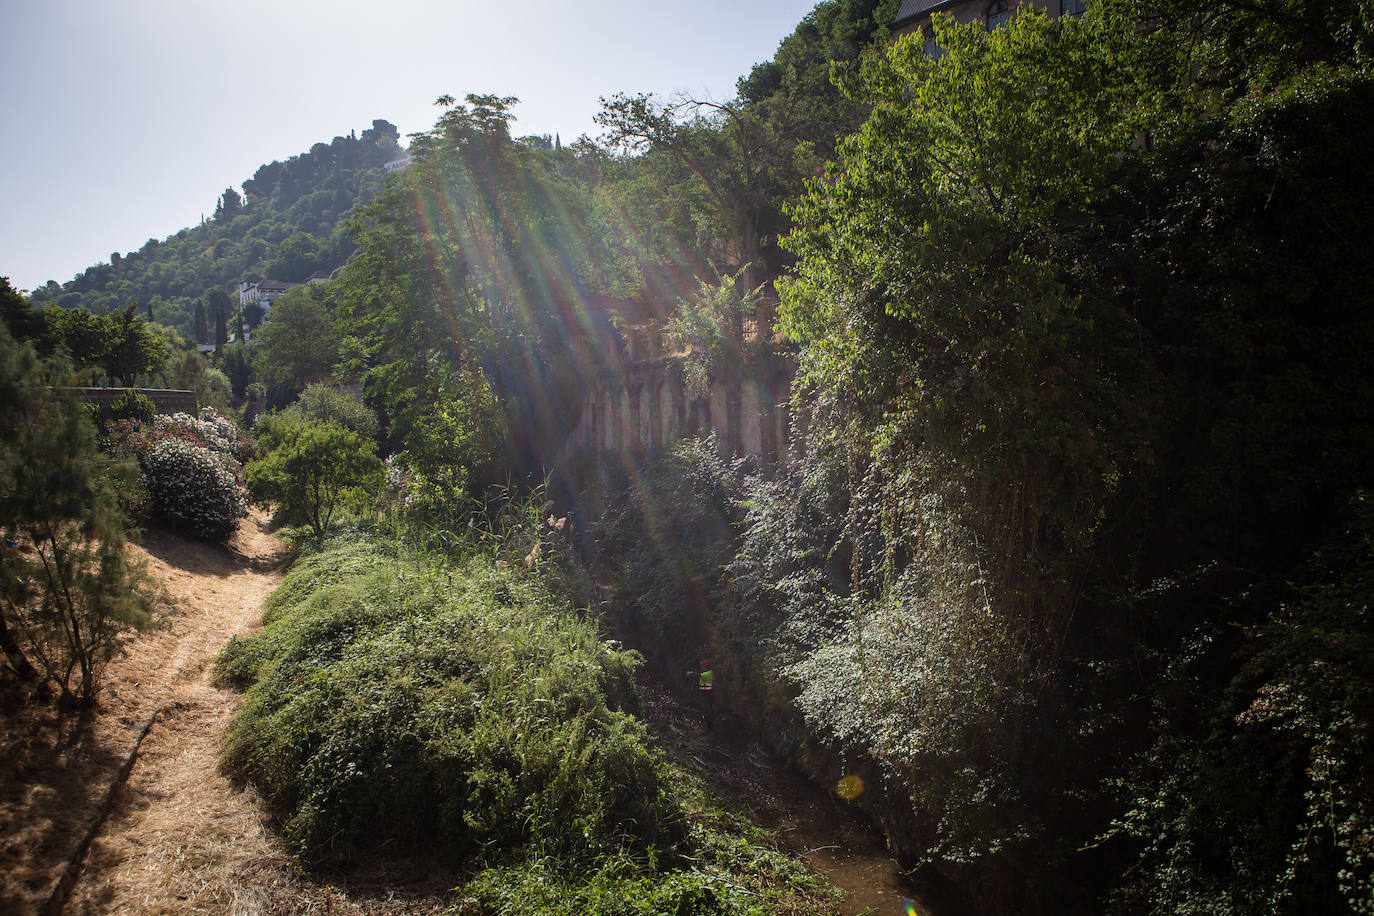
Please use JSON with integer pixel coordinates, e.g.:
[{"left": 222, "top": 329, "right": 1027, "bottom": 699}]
[
  {"left": 560, "top": 351, "right": 794, "bottom": 469},
  {"left": 70, "top": 387, "right": 199, "bottom": 416}
]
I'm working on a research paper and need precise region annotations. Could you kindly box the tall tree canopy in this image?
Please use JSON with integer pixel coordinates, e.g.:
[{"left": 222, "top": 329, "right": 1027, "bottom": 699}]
[{"left": 768, "top": 3, "right": 1374, "bottom": 909}]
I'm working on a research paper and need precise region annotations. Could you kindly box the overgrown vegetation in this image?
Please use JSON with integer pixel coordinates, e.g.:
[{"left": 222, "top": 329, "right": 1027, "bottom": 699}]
[
  {"left": 567, "top": 6, "right": 1374, "bottom": 912},
  {"left": 215, "top": 519, "right": 842, "bottom": 914},
  {"left": 246, "top": 415, "right": 382, "bottom": 535},
  {"left": 699, "top": 3, "right": 1373, "bottom": 912},
  {"left": 5, "top": 0, "right": 1372, "bottom": 910}
]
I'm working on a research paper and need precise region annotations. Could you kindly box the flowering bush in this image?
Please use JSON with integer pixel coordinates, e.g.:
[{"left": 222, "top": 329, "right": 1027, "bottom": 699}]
[
  {"left": 156, "top": 411, "right": 231, "bottom": 454},
  {"left": 99, "top": 418, "right": 156, "bottom": 465},
  {"left": 153, "top": 409, "right": 249, "bottom": 480},
  {"left": 142, "top": 439, "right": 248, "bottom": 542}
]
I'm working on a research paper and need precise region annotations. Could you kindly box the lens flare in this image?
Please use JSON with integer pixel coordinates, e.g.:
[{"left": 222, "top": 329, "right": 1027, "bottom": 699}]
[{"left": 835, "top": 774, "right": 864, "bottom": 800}]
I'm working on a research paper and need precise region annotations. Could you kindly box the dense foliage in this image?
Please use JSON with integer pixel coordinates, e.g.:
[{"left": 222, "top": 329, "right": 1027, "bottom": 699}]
[
  {"left": 7, "top": 0, "right": 1372, "bottom": 910},
  {"left": 216, "top": 528, "right": 841, "bottom": 914},
  {"left": 246, "top": 415, "right": 382, "bottom": 534},
  {"left": 252, "top": 284, "right": 341, "bottom": 389},
  {"left": 750, "top": 3, "right": 1374, "bottom": 912},
  {"left": 276, "top": 383, "right": 379, "bottom": 439},
  {"left": 217, "top": 533, "right": 665, "bottom": 861}
]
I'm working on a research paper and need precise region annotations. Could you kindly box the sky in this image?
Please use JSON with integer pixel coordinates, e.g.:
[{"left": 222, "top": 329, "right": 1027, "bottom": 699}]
[{"left": 0, "top": 0, "right": 825, "bottom": 294}]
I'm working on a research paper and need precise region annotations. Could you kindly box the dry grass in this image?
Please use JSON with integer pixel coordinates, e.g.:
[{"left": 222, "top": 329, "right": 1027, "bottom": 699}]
[{"left": 0, "top": 511, "right": 454, "bottom": 916}]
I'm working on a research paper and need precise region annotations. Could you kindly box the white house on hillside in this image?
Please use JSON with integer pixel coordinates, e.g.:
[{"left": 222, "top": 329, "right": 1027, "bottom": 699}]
[{"left": 238, "top": 276, "right": 296, "bottom": 310}]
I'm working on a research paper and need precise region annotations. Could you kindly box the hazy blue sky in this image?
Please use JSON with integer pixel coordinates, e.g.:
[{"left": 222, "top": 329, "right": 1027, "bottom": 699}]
[{"left": 1, "top": 0, "right": 826, "bottom": 293}]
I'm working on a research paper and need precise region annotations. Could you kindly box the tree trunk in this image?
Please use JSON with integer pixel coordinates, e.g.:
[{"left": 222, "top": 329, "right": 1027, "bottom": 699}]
[{"left": 0, "top": 611, "right": 38, "bottom": 681}]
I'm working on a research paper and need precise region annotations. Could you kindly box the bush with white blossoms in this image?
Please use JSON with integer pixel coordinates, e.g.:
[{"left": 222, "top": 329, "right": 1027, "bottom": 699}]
[
  {"left": 155, "top": 411, "right": 234, "bottom": 455},
  {"left": 142, "top": 438, "right": 248, "bottom": 542},
  {"left": 153, "top": 409, "right": 254, "bottom": 478}
]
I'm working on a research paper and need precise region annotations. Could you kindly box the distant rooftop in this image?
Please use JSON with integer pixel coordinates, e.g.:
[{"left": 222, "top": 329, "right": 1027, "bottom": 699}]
[{"left": 891, "top": 0, "right": 966, "bottom": 30}]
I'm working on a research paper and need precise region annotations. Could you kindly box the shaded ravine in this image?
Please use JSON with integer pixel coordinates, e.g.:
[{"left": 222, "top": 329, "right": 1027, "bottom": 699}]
[{"left": 635, "top": 680, "right": 947, "bottom": 916}]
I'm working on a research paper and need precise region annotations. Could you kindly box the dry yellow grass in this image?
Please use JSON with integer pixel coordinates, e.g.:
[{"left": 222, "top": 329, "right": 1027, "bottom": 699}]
[{"left": 0, "top": 511, "right": 453, "bottom": 916}]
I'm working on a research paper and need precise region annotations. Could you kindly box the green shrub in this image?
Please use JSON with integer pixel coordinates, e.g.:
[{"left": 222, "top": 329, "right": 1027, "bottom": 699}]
[
  {"left": 285, "top": 383, "right": 379, "bottom": 439},
  {"left": 142, "top": 439, "right": 248, "bottom": 541},
  {"left": 217, "top": 537, "right": 674, "bottom": 863},
  {"left": 457, "top": 757, "right": 843, "bottom": 914},
  {"left": 108, "top": 390, "right": 154, "bottom": 425},
  {"left": 246, "top": 418, "right": 382, "bottom": 534},
  {"left": 217, "top": 524, "right": 848, "bottom": 908}
]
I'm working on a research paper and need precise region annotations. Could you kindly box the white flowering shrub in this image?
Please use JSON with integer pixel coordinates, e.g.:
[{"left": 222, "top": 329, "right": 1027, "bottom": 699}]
[
  {"left": 142, "top": 439, "right": 248, "bottom": 542},
  {"left": 200, "top": 406, "right": 241, "bottom": 447},
  {"left": 152, "top": 409, "right": 254, "bottom": 478},
  {"left": 155, "top": 411, "right": 233, "bottom": 455}
]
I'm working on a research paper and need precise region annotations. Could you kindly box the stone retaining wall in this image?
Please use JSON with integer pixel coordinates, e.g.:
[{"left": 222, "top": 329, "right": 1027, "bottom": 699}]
[{"left": 68, "top": 388, "right": 199, "bottom": 416}]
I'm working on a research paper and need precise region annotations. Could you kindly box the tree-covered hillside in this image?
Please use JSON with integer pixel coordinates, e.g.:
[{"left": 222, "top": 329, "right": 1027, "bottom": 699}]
[{"left": 27, "top": 120, "right": 404, "bottom": 338}]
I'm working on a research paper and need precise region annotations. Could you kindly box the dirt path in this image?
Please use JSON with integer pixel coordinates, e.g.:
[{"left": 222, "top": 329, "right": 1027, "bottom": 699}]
[
  {"left": 0, "top": 514, "right": 502, "bottom": 916},
  {"left": 60, "top": 510, "right": 291, "bottom": 915},
  {"left": 0, "top": 511, "right": 301, "bottom": 915}
]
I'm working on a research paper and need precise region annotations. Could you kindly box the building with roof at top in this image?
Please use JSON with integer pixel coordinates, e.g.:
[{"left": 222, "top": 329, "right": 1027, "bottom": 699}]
[
  {"left": 891, "top": 0, "right": 1087, "bottom": 47},
  {"left": 238, "top": 276, "right": 297, "bottom": 311}
]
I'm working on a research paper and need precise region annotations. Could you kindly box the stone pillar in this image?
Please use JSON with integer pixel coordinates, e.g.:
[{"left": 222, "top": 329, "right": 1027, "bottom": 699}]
[
  {"left": 710, "top": 383, "right": 728, "bottom": 451},
  {"left": 603, "top": 385, "right": 617, "bottom": 452},
  {"left": 656, "top": 378, "right": 672, "bottom": 448},
  {"left": 742, "top": 383, "right": 762, "bottom": 458},
  {"left": 637, "top": 381, "right": 653, "bottom": 452},
  {"left": 617, "top": 384, "right": 631, "bottom": 453}
]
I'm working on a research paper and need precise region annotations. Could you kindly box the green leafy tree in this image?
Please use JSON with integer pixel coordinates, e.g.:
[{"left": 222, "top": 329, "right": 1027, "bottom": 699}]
[
  {"left": 767, "top": 4, "right": 1374, "bottom": 908},
  {"left": 42, "top": 305, "right": 109, "bottom": 373},
  {"left": 597, "top": 0, "right": 899, "bottom": 332},
  {"left": 284, "top": 383, "right": 379, "bottom": 439},
  {"left": 597, "top": 93, "right": 788, "bottom": 339},
  {"left": 215, "top": 186, "right": 244, "bottom": 221},
  {"left": 775, "top": 6, "right": 1163, "bottom": 873},
  {"left": 246, "top": 417, "right": 382, "bottom": 534},
  {"left": 101, "top": 304, "right": 171, "bottom": 386},
  {"left": 1, "top": 277, "right": 46, "bottom": 342},
  {"left": 265, "top": 231, "right": 323, "bottom": 282},
  {"left": 254, "top": 285, "right": 340, "bottom": 389}
]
